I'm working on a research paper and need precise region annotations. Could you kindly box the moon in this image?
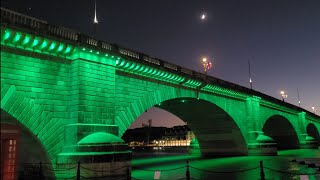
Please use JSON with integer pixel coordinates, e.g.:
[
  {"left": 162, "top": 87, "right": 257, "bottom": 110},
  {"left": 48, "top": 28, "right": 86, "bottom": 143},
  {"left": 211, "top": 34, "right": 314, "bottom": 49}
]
[{"left": 201, "top": 14, "right": 206, "bottom": 20}]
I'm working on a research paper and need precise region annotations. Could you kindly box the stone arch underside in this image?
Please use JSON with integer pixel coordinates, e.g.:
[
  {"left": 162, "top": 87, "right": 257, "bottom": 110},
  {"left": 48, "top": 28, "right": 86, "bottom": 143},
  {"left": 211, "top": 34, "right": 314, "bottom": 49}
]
[
  {"left": 263, "top": 115, "right": 299, "bottom": 150},
  {"left": 158, "top": 98, "right": 247, "bottom": 156},
  {"left": 307, "top": 123, "right": 320, "bottom": 143},
  {"left": 1, "top": 109, "right": 55, "bottom": 178},
  {"left": 120, "top": 94, "right": 248, "bottom": 156},
  {"left": 1, "top": 80, "right": 66, "bottom": 176}
]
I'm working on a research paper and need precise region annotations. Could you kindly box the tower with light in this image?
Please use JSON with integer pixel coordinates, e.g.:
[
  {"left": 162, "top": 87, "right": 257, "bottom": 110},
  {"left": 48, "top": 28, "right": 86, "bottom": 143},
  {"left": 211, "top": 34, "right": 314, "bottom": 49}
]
[{"left": 93, "top": 0, "right": 98, "bottom": 24}]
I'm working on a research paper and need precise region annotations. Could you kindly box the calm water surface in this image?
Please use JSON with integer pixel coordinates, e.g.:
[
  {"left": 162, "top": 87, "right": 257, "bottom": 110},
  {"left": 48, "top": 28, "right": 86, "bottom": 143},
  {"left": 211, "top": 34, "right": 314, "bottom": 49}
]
[{"left": 131, "top": 149, "right": 320, "bottom": 180}]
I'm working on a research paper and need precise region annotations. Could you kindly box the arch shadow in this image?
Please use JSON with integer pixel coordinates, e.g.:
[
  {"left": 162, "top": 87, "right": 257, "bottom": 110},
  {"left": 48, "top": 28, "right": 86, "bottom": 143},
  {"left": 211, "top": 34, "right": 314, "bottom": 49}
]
[
  {"left": 262, "top": 115, "right": 299, "bottom": 150},
  {"left": 152, "top": 98, "right": 248, "bottom": 157},
  {"left": 307, "top": 123, "right": 320, "bottom": 143}
]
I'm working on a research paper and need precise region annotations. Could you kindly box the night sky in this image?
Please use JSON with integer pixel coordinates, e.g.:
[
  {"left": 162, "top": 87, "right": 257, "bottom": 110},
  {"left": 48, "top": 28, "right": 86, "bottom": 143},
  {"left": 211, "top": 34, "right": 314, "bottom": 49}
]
[{"left": 2, "top": 0, "right": 319, "bottom": 128}]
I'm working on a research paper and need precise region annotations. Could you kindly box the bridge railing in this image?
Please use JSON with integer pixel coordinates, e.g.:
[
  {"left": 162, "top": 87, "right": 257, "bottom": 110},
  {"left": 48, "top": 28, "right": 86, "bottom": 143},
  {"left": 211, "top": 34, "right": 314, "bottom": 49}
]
[
  {"left": 1, "top": 7, "right": 46, "bottom": 30},
  {"left": 48, "top": 25, "right": 79, "bottom": 41},
  {"left": 1, "top": 7, "right": 319, "bottom": 119}
]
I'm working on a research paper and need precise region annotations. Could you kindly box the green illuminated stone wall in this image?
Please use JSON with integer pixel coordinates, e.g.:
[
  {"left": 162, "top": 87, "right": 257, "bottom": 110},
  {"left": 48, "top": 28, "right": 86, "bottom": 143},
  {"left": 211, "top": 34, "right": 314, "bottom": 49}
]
[
  {"left": 69, "top": 52, "right": 116, "bottom": 124},
  {"left": 64, "top": 51, "right": 118, "bottom": 146},
  {"left": 114, "top": 73, "right": 195, "bottom": 135},
  {"left": 1, "top": 48, "right": 70, "bottom": 163}
]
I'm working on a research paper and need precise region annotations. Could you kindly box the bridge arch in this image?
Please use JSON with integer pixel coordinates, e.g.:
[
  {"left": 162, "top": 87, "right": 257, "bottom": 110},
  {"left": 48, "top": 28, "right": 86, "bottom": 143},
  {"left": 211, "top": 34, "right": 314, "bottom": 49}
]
[
  {"left": 1, "top": 82, "right": 66, "bottom": 178},
  {"left": 158, "top": 98, "right": 247, "bottom": 156},
  {"left": 306, "top": 123, "right": 320, "bottom": 142},
  {"left": 117, "top": 88, "right": 248, "bottom": 156},
  {"left": 262, "top": 115, "right": 299, "bottom": 149},
  {"left": 1, "top": 109, "right": 54, "bottom": 178}
]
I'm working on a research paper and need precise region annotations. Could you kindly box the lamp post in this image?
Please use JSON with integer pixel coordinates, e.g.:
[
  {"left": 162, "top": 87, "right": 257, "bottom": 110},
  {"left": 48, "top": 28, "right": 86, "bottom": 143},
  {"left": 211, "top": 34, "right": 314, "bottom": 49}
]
[
  {"left": 202, "top": 57, "right": 213, "bottom": 74},
  {"left": 312, "top": 106, "right": 315, "bottom": 113},
  {"left": 280, "top": 90, "right": 288, "bottom": 102}
]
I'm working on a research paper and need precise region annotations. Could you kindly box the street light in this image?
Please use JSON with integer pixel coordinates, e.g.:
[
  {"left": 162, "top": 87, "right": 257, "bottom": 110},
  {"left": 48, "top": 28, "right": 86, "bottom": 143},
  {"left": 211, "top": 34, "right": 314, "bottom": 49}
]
[
  {"left": 202, "top": 57, "right": 213, "bottom": 74},
  {"left": 280, "top": 90, "right": 288, "bottom": 102},
  {"left": 312, "top": 106, "right": 316, "bottom": 113}
]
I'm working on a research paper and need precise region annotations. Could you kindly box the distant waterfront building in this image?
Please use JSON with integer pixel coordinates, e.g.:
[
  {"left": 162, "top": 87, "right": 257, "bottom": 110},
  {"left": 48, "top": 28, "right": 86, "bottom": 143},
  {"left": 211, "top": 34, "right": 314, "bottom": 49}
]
[
  {"left": 162, "top": 125, "right": 195, "bottom": 146},
  {"left": 122, "top": 125, "right": 195, "bottom": 147}
]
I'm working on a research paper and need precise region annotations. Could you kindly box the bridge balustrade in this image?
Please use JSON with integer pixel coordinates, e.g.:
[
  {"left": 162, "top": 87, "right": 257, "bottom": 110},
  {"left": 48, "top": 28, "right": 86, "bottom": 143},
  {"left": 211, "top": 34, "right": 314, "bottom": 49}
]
[
  {"left": 1, "top": 7, "right": 46, "bottom": 30},
  {"left": 142, "top": 56, "right": 161, "bottom": 65},
  {"left": 101, "top": 42, "right": 112, "bottom": 51},
  {"left": 164, "top": 62, "right": 178, "bottom": 71},
  {"left": 86, "top": 37, "right": 98, "bottom": 46},
  {"left": 194, "top": 72, "right": 206, "bottom": 80},
  {"left": 119, "top": 48, "right": 140, "bottom": 59},
  {"left": 181, "top": 68, "right": 193, "bottom": 76},
  {"left": 48, "top": 25, "right": 78, "bottom": 41}
]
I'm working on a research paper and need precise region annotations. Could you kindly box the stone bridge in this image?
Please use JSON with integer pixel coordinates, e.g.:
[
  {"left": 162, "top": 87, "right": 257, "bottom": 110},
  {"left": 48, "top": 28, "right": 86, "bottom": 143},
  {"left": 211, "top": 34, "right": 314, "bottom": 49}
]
[{"left": 1, "top": 7, "right": 319, "bottom": 178}]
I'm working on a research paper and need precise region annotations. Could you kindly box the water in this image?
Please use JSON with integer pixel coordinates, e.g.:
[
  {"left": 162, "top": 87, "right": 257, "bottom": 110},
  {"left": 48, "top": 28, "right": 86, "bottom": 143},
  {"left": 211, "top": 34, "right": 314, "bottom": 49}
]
[{"left": 131, "top": 149, "right": 320, "bottom": 180}]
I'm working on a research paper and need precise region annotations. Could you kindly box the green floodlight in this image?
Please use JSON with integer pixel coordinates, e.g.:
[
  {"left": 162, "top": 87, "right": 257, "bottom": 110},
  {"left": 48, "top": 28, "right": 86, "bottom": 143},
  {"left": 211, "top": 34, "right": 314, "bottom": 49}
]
[
  {"left": 57, "top": 44, "right": 65, "bottom": 52},
  {"left": 119, "top": 60, "right": 126, "bottom": 67},
  {"left": 3, "top": 29, "right": 11, "bottom": 41},
  {"left": 22, "top": 35, "right": 31, "bottom": 45},
  {"left": 31, "top": 37, "right": 40, "bottom": 47},
  {"left": 64, "top": 45, "right": 72, "bottom": 54},
  {"left": 49, "top": 42, "right": 56, "bottom": 50},
  {"left": 40, "top": 40, "right": 48, "bottom": 49},
  {"left": 124, "top": 62, "right": 131, "bottom": 68},
  {"left": 13, "top": 32, "right": 22, "bottom": 43}
]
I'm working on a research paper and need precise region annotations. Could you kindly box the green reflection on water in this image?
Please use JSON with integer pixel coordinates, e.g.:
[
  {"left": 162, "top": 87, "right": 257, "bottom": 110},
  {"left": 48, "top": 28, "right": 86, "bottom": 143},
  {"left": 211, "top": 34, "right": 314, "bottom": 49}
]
[{"left": 131, "top": 149, "right": 320, "bottom": 180}]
